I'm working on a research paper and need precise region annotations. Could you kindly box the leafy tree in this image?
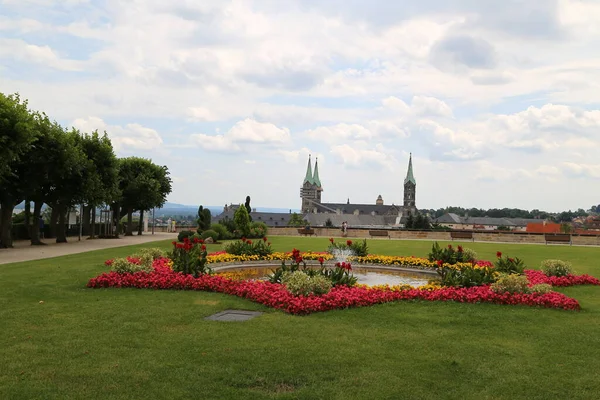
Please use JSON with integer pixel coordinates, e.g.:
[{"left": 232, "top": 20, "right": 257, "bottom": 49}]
[
  {"left": 287, "top": 212, "right": 307, "bottom": 227},
  {"left": 0, "top": 93, "right": 37, "bottom": 247},
  {"left": 325, "top": 218, "right": 334, "bottom": 227},
  {"left": 197, "top": 205, "right": 212, "bottom": 233},
  {"left": 234, "top": 204, "right": 251, "bottom": 236},
  {"left": 405, "top": 213, "right": 415, "bottom": 229}
]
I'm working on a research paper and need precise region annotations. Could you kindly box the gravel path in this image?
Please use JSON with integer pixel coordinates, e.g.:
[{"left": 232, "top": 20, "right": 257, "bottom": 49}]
[{"left": 0, "top": 233, "right": 177, "bottom": 265}]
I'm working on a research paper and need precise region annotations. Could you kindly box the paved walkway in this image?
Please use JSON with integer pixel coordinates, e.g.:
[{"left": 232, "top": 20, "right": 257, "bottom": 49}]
[{"left": 0, "top": 232, "right": 178, "bottom": 265}]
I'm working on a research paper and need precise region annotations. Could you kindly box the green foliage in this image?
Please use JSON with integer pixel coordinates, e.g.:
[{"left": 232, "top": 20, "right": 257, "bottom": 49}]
[
  {"left": 541, "top": 259, "right": 573, "bottom": 277},
  {"left": 110, "top": 257, "right": 153, "bottom": 274},
  {"left": 209, "top": 223, "right": 230, "bottom": 240},
  {"left": 224, "top": 238, "right": 273, "bottom": 257},
  {"left": 530, "top": 283, "right": 553, "bottom": 294},
  {"left": 135, "top": 247, "right": 167, "bottom": 261},
  {"left": 321, "top": 263, "right": 358, "bottom": 287},
  {"left": 490, "top": 274, "right": 530, "bottom": 294},
  {"left": 197, "top": 205, "right": 212, "bottom": 232},
  {"left": 287, "top": 212, "right": 307, "bottom": 227},
  {"left": 328, "top": 238, "right": 369, "bottom": 257},
  {"left": 281, "top": 271, "right": 332, "bottom": 297},
  {"left": 462, "top": 247, "right": 478, "bottom": 263},
  {"left": 437, "top": 265, "right": 496, "bottom": 288},
  {"left": 177, "top": 230, "right": 195, "bottom": 242},
  {"left": 233, "top": 205, "right": 251, "bottom": 236},
  {"left": 200, "top": 229, "right": 219, "bottom": 242},
  {"left": 218, "top": 217, "right": 237, "bottom": 236},
  {"left": 494, "top": 253, "right": 525, "bottom": 274},
  {"left": 249, "top": 221, "right": 268, "bottom": 238},
  {"left": 405, "top": 213, "right": 431, "bottom": 230},
  {"left": 169, "top": 240, "right": 212, "bottom": 277},
  {"left": 325, "top": 218, "right": 334, "bottom": 227},
  {"left": 427, "top": 242, "right": 469, "bottom": 265},
  {"left": 245, "top": 196, "right": 252, "bottom": 222}
]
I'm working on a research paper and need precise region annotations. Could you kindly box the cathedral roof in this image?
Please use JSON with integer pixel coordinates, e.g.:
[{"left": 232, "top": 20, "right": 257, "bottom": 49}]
[
  {"left": 404, "top": 153, "right": 416, "bottom": 185},
  {"left": 312, "top": 157, "right": 322, "bottom": 187},
  {"left": 303, "top": 155, "right": 314, "bottom": 185}
]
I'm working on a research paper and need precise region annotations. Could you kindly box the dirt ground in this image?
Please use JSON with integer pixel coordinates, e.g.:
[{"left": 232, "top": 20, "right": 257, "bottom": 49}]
[{"left": 0, "top": 232, "right": 177, "bottom": 265}]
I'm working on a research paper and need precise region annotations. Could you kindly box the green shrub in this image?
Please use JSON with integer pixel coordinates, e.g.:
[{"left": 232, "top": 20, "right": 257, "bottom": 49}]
[
  {"left": 530, "top": 283, "right": 553, "bottom": 294},
  {"left": 490, "top": 274, "right": 530, "bottom": 294},
  {"left": 541, "top": 259, "right": 573, "bottom": 277},
  {"left": 494, "top": 252, "right": 525, "bottom": 274},
  {"left": 437, "top": 264, "right": 496, "bottom": 288},
  {"left": 200, "top": 229, "right": 219, "bottom": 242},
  {"left": 428, "top": 242, "right": 470, "bottom": 265},
  {"left": 135, "top": 247, "right": 167, "bottom": 260},
  {"left": 177, "top": 230, "right": 195, "bottom": 242},
  {"left": 210, "top": 223, "right": 230, "bottom": 240},
  {"left": 111, "top": 258, "right": 153, "bottom": 274},
  {"left": 224, "top": 238, "right": 273, "bottom": 257},
  {"left": 282, "top": 271, "right": 332, "bottom": 297},
  {"left": 328, "top": 238, "right": 369, "bottom": 257},
  {"left": 169, "top": 240, "right": 212, "bottom": 277},
  {"left": 462, "top": 248, "right": 478, "bottom": 263},
  {"left": 249, "top": 221, "right": 268, "bottom": 238}
]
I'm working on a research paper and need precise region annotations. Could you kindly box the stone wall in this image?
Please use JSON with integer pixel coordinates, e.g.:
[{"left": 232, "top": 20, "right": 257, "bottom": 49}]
[{"left": 266, "top": 227, "right": 600, "bottom": 246}]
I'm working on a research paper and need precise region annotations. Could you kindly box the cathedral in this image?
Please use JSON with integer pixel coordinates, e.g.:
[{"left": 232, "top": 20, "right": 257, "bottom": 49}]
[{"left": 300, "top": 154, "right": 418, "bottom": 227}]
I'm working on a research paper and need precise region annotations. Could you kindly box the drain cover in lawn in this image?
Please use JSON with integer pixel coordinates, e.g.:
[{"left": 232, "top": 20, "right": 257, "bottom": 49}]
[{"left": 205, "top": 310, "right": 263, "bottom": 321}]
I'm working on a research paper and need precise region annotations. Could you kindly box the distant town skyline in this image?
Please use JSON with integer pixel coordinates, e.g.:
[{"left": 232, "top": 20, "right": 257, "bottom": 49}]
[{"left": 2, "top": 1, "right": 599, "bottom": 212}]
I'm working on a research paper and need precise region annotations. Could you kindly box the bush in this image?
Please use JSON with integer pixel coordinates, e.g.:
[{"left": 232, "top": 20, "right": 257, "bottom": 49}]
[
  {"left": 491, "top": 274, "right": 530, "bottom": 294},
  {"left": 169, "top": 238, "right": 212, "bottom": 277},
  {"left": 210, "top": 223, "right": 230, "bottom": 240},
  {"left": 200, "top": 229, "right": 219, "bottom": 242},
  {"left": 541, "top": 259, "right": 573, "bottom": 277},
  {"left": 428, "top": 242, "right": 470, "bottom": 265},
  {"left": 327, "top": 238, "right": 369, "bottom": 257},
  {"left": 249, "top": 221, "right": 268, "bottom": 238},
  {"left": 135, "top": 247, "right": 167, "bottom": 260},
  {"left": 110, "top": 257, "right": 153, "bottom": 274},
  {"left": 494, "top": 252, "right": 525, "bottom": 274},
  {"left": 282, "top": 271, "right": 332, "bottom": 297},
  {"left": 437, "top": 264, "right": 496, "bottom": 288},
  {"left": 530, "top": 283, "right": 553, "bottom": 294},
  {"left": 177, "top": 230, "right": 195, "bottom": 242},
  {"left": 462, "top": 248, "right": 478, "bottom": 263},
  {"left": 224, "top": 237, "right": 273, "bottom": 257}
]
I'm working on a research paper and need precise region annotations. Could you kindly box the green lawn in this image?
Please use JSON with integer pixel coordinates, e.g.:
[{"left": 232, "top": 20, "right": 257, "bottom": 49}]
[{"left": 1, "top": 237, "right": 600, "bottom": 399}]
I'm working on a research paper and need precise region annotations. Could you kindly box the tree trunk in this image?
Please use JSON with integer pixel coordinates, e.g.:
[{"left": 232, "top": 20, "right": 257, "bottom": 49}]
[
  {"left": 90, "top": 207, "right": 96, "bottom": 239},
  {"left": 56, "top": 205, "right": 68, "bottom": 243},
  {"left": 137, "top": 210, "right": 144, "bottom": 235},
  {"left": 49, "top": 206, "right": 59, "bottom": 238},
  {"left": 0, "top": 200, "right": 15, "bottom": 248},
  {"left": 112, "top": 203, "right": 121, "bottom": 238},
  {"left": 125, "top": 208, "right": 133, "bottom": 236},
  {"left": 24, "top": 200, "right": 31, "bottom": 240},
  {"left": 30, "top": 201, "right": 45, "bottom": 245}
]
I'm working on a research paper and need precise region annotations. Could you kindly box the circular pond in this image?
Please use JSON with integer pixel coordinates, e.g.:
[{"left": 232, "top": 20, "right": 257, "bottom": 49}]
[{"left": 215, "top": 265, "right": 435, "bottom": 287}]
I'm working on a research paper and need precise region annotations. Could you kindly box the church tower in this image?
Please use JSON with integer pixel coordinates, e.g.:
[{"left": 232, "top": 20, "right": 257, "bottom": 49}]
[
  {"left": 300, "top": 155, "right": 322, "bottom": 213},
  {"left": 403, "top": 153, "right": 417, "bottom": 214}
]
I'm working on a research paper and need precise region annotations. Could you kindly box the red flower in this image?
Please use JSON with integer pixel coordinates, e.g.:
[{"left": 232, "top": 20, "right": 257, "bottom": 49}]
[
  {"left": 448, "top": 244, "right": 453, "bottom": 249},
  {"left": 263, "top": 236, "right": 268, "bottom": 242},
  {"left": 104, "top": 259, "right": 114, "bottom": 266},
  {"left": 268, "top": 242, "right": 271, "bottom": 246},
  {"left": 241, "top": 237, "right": 246, "bottom": 242},
  {"left": 318, "top": 257, "right": 324, "bottom": 265},
  {"left": 247, "top": 240, "right": 252, "bottom": 245},
  {"left": 508, "top": 258, "right": 514, "bottom": 263},
  {"left": 346, "top": 240, "right": 353, "bottom": 246},
  {"left": 496, "top": 251, "right": 502, "bottom": 258},
  {"left": 437, "top": 260, "right": 443, "bottom": 267},
  {"left": 201, "top": 244, "right": 207, "bottom": 251},
  {"left": 457, "top": 245, "right": 463, "bottom": 252},
  {"left": 172, "top": 241, "right": 177, "bottom": 246},
  {"left": 329, "top": 238, "right": 334, "bottom": 243}
]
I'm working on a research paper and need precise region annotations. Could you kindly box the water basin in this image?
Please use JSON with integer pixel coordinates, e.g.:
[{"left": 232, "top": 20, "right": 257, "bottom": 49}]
[{"left": 216, "top": 265, "right": 434, "bottom": 287}]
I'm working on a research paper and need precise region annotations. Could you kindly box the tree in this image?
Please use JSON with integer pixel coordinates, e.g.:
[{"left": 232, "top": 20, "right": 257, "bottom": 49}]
[
  {"left": 197, "top": 205, "right": 212, "bottom": 233},
  {"left": 245, "top": 196, "right": 252, "bottom": 222},
  {"left": 325, "top": 218, "right": 334, "bottom": 227},
  {"left": 405, "top": 213, "right": 415, "bottom": 229},
  {"left": 0, "top": 93, "right": 37, "bottom": 247},
  {"left": 287, "top": 212, "right": 307, "bottom": 227},
  {"left": 234, "top": 205, "right": 251, "bottom": 236}
]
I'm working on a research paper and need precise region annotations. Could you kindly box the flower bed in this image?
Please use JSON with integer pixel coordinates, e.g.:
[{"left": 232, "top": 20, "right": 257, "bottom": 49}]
[
  {"left": 525, "top": 270, "right": 600, "bottom": 287},
  {"left": 87, "top": 258, "right": 587, "bottom": 314}
]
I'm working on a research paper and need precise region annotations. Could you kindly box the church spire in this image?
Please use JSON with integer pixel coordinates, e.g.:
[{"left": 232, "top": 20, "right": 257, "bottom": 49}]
[
  {"left": 404, "top": 153, "right": 416, "bottom": 185},
  {"left": 304, "top": 154, "right": 314, "bottom": 185},
  {"left": 313, "top": 157, "right": 322, "bottom": 187}
]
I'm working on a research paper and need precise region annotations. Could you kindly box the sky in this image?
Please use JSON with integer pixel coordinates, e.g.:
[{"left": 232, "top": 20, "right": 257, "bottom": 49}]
[{"left": 1, "top": 0, "right": 600, "bottom": 213}]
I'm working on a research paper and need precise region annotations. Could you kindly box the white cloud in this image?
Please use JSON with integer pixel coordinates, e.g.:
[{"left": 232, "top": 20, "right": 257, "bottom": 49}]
[
  {"left": 330, "top": 142, "right": 396, "bottom": 170},
  {"left": 411, "top": 95, "right": 454, "bottom": 118},
  {"left": 70, "top": 117, "right": 163, "bottom": 152},
  {"left": 562, "top": 162, "right": 600, "bottom": 179}
]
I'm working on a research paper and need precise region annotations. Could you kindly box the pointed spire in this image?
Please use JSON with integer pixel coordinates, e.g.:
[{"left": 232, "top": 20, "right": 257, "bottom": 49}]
[
  {"left": 312, "top": 157, "right": 322, "bottom": 187},
  {"left": 404, "top": 153, "right": 416, "bottom": 185},
  {"left": 304, "top": 154, "right": 314, "bottom": 185}
]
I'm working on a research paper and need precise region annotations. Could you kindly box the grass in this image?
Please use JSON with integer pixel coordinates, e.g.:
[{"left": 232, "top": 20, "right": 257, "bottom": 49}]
[{"left": 1, "top": 237, "right": 600, "bottom": 399}]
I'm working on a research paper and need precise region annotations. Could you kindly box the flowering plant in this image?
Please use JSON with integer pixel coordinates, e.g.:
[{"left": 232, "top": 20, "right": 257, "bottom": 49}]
[
  {"left": 169, "top": 237, "right": 211, "bottom": 277},
  {"left": 223, "top": 237, "right": 273, "bottom": 257},
  {"left": 427, "top": 242, "right": 470, "bottom": 265},
  {"left": 327, "top": 238, "right": 369, "bottom": 257},
  {"left": 494, "top": 252, "right": 525, "bottom": 274}
]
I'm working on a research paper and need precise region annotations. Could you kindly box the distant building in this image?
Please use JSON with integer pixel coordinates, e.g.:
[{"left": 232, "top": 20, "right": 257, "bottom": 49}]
[
  {"left": 299, "top": 154, "right": 418, "bottom": 227},
  {"left": 435, "top": 213, "right": 546, "bottom": 231}
]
